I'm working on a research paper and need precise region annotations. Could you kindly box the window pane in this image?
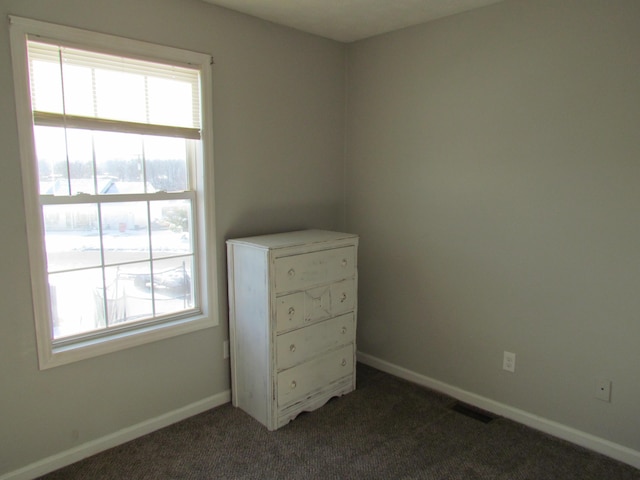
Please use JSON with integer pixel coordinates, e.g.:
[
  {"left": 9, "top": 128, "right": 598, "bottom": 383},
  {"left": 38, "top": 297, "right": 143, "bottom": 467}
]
[
  {"left": 43, "top": 204, "right": 101, "bottom": 272},
  {"left": 67, "top": 129, "right": 97, "bottom": 195},
  {"left": 34, "top": 126, "right": 69, "bottom": 195},
  {"left": 35, "top": 127, "right": 98, "bottom": 195},
  {"left": 152, "top": 257, "right": 194, "bottom": 316},
  {"left": 101, "top": 202, "right": 150, "bottom": 265},
  {"left": 93, "top": 132, "right": 146, "bottom": 193},
  {"left": 150, "top": 200, "right": 193, "bottom": 258},
  {"left": 50, "top": 268, "right": 104, "bottom": 339},
  {"left": 104, "top": 263, "right": 153, "bottom": 325},
  {"left": 144, "top": 136, "right": 189, "bottom": 192}
]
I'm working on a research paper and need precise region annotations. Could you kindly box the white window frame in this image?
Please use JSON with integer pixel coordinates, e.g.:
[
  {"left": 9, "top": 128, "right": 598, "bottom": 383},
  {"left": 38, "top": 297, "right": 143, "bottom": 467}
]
[{"left": 9, "top": 16, "right": 218, "bottom": 369}]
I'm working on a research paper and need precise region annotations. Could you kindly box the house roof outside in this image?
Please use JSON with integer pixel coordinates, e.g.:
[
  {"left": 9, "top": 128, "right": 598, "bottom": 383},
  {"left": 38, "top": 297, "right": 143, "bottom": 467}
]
[{"left": 39, "top": 178, "right": 157, "bottom": 195}]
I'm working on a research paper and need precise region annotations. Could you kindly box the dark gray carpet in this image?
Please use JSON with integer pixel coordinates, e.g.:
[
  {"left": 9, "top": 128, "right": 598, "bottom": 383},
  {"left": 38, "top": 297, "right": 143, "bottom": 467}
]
[{"left": 40, "top": 364, "right": 640, "bottom": 479}]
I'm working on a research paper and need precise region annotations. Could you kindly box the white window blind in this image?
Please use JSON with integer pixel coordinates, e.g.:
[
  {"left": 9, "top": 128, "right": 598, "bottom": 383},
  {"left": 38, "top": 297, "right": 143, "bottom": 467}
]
[{"left": 27, "top": 40, "right": 201, "bottom": 139}]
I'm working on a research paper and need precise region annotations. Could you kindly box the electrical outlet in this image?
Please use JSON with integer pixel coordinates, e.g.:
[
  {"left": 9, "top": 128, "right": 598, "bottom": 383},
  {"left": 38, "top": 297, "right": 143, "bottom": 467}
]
[
  {"left": 223, "top": 340, "right": 230, "bottom": 359},
  {"left": 595, "top": 378, "right": 611, "bottom": 402},
  {"left": 503, "top": 351, "right": 516, "bottom": 373}
]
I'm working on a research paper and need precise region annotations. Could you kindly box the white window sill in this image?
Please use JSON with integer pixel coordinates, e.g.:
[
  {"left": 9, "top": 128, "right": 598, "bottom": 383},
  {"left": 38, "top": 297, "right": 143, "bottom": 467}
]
[{"left": 39, "top": 314, "right": 216, "bottom": 369}]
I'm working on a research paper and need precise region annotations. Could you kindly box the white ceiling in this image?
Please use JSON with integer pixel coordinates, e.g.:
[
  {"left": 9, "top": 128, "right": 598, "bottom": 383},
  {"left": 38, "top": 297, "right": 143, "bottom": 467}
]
[{"left": 201, "top": 0, "right": 505, "bottom": 43}]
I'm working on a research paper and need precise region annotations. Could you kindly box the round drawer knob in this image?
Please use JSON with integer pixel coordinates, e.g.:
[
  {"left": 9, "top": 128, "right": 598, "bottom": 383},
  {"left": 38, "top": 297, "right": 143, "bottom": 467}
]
[
  {"left": 341, "top": 258, "right": 348, "bottom": 267},
  {"left": 288, "top": 268, "right": 295, "bottom": 277},
  {"left": 341, "top": 358, "right": 347, "bottom": 367},
  {"left": 289, "top": 344, "right": 296, "bottom": 352},
  {"left": 290, "top": 380, "right": 297, "bottom": 389},
  {"left": 341, "top": 326, "right": 347, "bottom": 334},
  {"left": 340, "top": 292, "right": 347, "bottom": 303},
  {"left": 288, "top": 307, "right": 295, "bottom": 316}
]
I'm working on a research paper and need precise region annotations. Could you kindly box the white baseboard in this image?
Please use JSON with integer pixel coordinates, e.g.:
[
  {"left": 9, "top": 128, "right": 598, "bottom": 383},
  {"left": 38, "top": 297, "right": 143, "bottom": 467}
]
[
  {"left": 357, "top": 352, "right": 640, "bottom": 470},
  {"left": 1, "top": 391, "right": 231, "bottom": 480}
]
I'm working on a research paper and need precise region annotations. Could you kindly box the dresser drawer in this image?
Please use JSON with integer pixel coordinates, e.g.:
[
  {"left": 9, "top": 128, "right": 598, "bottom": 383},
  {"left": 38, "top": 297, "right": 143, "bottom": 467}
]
[
  {"left": 329, "top": 279, "right": 357, "bottom": 317},
  {"left": 275, "top": 292, "right": 305, "bottom": 332},
  {"left": 275, "top": 277, "right": 356, "bottom": 333},
  {"left": 274, "top": 246, "right": 355, "bottom": 293},
  {"left": 276, "top": 313, "right": 354, "bottom": 370},
  {"left": 277, "top": 344, "right": 354, "bottom": 407}
]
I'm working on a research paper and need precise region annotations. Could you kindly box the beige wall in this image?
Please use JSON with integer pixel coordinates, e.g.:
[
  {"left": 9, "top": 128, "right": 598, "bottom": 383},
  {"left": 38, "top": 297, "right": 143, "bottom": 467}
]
[
  {"left": 347, "top": 0, "right": 640, "bottom": 453},
  {"left": 0, "top": 0, "right": 345, "bottom": 475}
]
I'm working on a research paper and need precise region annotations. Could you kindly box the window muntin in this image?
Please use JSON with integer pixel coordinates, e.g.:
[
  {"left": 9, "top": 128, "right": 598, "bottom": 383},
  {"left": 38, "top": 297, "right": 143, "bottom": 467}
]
[{"left": 9, "top": 16, "right": 216, "bottom": 367}]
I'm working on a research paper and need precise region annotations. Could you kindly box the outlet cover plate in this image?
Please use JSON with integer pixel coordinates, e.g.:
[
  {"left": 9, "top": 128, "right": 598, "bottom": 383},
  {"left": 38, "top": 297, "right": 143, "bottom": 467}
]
[
  {"left": 595, "top": 378, "right": 611, "bottom": 402},
  {"left": 503, "top": 351, "right": 516, "bottom": 373}
]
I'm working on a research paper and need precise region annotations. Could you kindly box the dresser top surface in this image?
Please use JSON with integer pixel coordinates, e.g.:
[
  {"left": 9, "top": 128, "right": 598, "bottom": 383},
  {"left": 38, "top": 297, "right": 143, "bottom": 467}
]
[{"left": 226, "top": 229, "right": 358, "bottom": 250}]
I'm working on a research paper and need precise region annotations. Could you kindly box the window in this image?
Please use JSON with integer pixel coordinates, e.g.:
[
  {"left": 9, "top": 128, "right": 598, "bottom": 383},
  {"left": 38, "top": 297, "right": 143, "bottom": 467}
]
[{"left": 9, "top": 17, "right": 217, "bottom": 368}]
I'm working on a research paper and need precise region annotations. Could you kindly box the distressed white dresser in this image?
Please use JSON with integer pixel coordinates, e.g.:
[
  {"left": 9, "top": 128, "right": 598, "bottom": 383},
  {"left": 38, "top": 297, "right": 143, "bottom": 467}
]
[{"left": 227, "top": 229, "right": 358, "bottom": 430}]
